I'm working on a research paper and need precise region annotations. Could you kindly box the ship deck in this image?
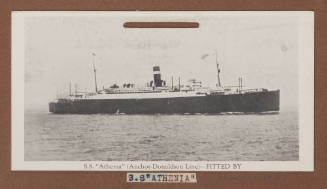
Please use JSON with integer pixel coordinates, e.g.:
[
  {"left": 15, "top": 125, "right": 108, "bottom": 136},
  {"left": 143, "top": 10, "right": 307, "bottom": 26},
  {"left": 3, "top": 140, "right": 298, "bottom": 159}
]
[{"left": 76, "top": 91, "right": 206, "bottom": 100}]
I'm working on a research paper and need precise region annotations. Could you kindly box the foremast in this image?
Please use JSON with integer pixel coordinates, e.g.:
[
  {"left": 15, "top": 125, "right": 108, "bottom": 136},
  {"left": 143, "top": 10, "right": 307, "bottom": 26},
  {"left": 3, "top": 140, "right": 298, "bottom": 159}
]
[
  {"left": 215, "top": 50, "right": 222, "bottom": 88},
  {"left": 92, "top": 52, "right": 98, "bottom": 93}
]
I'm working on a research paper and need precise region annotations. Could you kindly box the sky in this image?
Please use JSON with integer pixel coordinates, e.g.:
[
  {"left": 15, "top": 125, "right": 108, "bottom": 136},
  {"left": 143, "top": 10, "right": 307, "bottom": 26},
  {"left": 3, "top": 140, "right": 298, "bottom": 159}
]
[{"left": 23, "top": 12, "right": 303, "bottom": 110}]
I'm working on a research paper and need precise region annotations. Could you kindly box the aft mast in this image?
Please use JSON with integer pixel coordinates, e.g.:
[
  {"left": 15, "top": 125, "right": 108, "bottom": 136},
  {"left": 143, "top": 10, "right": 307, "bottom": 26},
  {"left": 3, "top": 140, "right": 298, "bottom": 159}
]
[
  {"left": 92, "top": 52, "right": 98, "bottom": 93},
  {"left": 215, "top": 50, "right": 222, "bottom": 88}
]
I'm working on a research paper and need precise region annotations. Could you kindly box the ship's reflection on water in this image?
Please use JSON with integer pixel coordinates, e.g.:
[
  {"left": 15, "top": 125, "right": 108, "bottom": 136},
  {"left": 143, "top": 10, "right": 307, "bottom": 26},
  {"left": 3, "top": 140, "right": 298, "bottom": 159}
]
[{"left": 25, "top": 109, "right": 298, "bottom": 161}]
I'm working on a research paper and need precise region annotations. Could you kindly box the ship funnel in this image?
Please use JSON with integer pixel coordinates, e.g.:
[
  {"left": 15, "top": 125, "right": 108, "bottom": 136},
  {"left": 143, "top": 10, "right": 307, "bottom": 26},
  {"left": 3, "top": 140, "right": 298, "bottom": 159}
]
[{"left": 153, "top": 66, "right": 162, "bottom": 87}]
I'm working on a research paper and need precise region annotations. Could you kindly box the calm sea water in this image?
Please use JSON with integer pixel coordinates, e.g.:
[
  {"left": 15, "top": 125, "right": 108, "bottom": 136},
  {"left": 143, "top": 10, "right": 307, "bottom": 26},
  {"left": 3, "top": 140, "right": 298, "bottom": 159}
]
[{"left": 25, "top": 109, "right": 298, "bottom": 161}]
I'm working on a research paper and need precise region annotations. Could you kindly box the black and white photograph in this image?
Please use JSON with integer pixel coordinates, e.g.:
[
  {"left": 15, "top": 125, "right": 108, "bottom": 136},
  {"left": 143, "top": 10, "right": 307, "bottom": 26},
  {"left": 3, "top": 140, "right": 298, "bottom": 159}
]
[{"left": 12, "top": 12, "right": 314, "bottom": 171}]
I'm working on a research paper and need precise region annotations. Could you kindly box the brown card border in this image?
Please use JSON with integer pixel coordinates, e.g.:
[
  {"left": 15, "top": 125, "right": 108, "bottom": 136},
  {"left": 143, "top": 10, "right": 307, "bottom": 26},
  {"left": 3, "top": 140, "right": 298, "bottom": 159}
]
[{"left": 1, "top": 0, "right": 325, "bottom": 188}]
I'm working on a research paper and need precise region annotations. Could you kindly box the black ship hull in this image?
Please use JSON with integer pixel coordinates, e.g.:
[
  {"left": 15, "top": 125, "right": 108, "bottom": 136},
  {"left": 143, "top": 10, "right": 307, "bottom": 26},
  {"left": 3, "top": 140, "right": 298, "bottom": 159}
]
[{"left": 49, "top": 90, "right": 279, "bottom": 114}]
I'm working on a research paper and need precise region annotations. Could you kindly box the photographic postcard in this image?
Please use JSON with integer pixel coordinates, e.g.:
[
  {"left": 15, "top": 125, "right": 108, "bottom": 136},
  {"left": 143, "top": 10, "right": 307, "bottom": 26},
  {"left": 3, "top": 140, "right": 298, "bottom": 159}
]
[{"left": 11, "top": 11, "right": 314, "bottom": 171}]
